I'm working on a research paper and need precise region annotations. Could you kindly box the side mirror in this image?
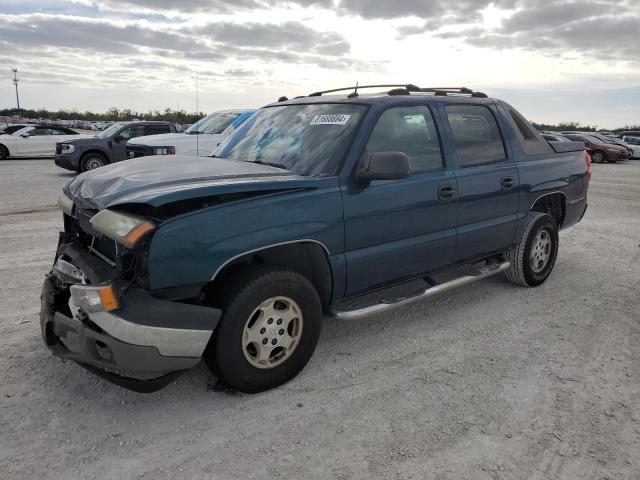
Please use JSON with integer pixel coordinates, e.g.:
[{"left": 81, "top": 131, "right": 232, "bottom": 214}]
[
  {"left": 356, "top": 151, "right": 410, "bottom": 183},
  {"left": 114, "top": 135, "right": 125, "bottom": 143},
  {"left": 20, "top": 133, "right": 30, "bottom": 138}
]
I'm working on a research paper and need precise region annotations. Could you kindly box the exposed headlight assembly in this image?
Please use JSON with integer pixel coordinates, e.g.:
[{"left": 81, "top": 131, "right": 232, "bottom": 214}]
[
  {"left": 60, "top": 144, "right": 75, "bottom": 153},
  {"left": 90, "top": 209, "right": 156, "bottom": 248},
  {"left": 154, "top": 146, "right": 175, "bottom": 155},
  {"left": 57, "top": 192, "right": 74, "bottom": 216}
]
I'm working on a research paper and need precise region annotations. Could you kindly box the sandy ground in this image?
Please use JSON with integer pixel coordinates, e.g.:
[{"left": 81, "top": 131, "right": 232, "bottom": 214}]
[{"left": 1, "top": 159, "right": 639, "bottom": 480}]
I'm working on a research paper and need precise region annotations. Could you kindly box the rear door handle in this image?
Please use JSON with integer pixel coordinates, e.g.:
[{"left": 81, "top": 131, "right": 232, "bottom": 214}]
[
  {"left": 438, "top": 184, "right": 456, "bottom": 200},
  {"left": 501, "top": 176, "right": 515, "bottom": 190}
]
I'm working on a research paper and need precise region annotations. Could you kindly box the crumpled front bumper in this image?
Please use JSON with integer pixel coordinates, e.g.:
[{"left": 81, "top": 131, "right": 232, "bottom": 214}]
[{"left": 40, "top": 240, "right": 221, "bottom": 392}]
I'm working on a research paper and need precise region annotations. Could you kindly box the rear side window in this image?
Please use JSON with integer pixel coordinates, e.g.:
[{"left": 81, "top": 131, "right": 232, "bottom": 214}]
[
  {"left": 445, "top": 105, "right": 506, "bottom": 167},
  {"left": 505, "top": 105, "right": 553, "bottom": 155},
  {"left": 363, "top": 106, "right": 444, "bottom": 173},
  {"left": 144, "top": 125, "right": 170, "bottom": 136}
]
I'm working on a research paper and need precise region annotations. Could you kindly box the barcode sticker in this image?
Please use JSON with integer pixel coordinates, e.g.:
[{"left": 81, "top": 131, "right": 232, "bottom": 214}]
[{"left": 310, "top": 114, "right": 351, "bottom": 126}]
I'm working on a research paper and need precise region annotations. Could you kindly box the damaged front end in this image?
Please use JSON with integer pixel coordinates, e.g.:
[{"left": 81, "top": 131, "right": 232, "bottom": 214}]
[{"left": 40, "top": 195, "right": 221, "bottom": 392}]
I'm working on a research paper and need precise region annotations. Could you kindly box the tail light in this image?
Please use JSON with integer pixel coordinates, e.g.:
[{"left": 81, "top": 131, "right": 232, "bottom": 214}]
[{"left": 584, "top": 150, "right": 592, "bottom": 181}]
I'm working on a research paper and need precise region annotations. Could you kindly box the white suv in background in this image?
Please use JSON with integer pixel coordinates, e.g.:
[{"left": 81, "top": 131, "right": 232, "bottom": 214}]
[
  {"left": 622, "top": 136, "right": 640, "bottom": 159},
  {"left": 125, "top": 109, "right": 255, "bottom": 159}
]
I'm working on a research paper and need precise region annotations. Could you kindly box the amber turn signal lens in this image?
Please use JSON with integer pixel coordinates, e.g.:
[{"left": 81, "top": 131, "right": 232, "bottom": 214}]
[
  {"left": 125, "top": 222, "right": 156, "bottom": 247},
  {"left": 98, "top": 285, "right": 120, "bottom": 312}
]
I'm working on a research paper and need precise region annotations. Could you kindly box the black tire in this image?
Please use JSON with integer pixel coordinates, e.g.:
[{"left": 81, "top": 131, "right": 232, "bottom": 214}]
[
  {"left": 80, "top": 153, "right": 107, "bottom": 172},
  {"left": 505, "top": 212, "right": 559, "bottom": 287},
  {"left": 0, "top": 144, "right": 8, "bottom": 160},
  {"left": 590, "top": 151, "right": 605, "bottom": 163},
  {"left": 204, "top": 267, "right": 323, "bottom": 393}
]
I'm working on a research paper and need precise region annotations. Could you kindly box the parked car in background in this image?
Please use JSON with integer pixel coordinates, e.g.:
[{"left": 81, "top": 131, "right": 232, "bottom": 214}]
[
  {"left": 619, "top": 131, "right": 640, "bottom": 138},
  {"left": 42, "top": 85, "right": 590, "bottom": 393},
  {"left": 561, "top": 133, "right": 630, "bottom": 163},
  {"left": 55, "top": 121, "right": 176, "bottom": 172},
  {"left": 126, "top": 109, "right": 255, "bottom": 159},
  {"left": 541, "top": 133, "right": 569, "bottom": 143},
  {"left": 0, "top": 126, "right": 91, "bottom": 160},
  {"left": 621, "top": 136, "right": 640, "bottom": 159},
  {"left": 0, "top": 124, "right": 29, "bottom": 135},
  {"left": 585, "top": 132, "right": 635, "bottom": 157},
  {"left": 598, "top": 130, "right": 620, "bottom": 139}
]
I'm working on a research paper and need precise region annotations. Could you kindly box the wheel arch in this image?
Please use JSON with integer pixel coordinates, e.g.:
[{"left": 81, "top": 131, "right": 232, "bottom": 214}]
[
  {"left": 205, "top": 240, "right": 333, "bottom": 308},
  {"left": 80, "top": 149, "right": 110, "bottom": 163},
  {"left": 0, "top": 142, "right": 10, "bottom": 157},
  {"left": 530, "top": 192, "right": 566, "bottom": 228}
]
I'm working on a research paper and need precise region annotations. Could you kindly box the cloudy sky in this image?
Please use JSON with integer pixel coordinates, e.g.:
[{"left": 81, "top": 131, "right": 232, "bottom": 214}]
[{"left": 0, "top": 0, "right": 638, "bottom": 127}]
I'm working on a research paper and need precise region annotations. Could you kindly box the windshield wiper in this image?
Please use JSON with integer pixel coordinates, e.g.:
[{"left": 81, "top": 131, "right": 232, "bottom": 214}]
[{"left": 251, "top": 160, "right": 288, "bottom": 170}]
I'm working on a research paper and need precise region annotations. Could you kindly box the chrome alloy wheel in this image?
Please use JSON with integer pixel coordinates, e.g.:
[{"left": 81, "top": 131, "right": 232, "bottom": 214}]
[
  {"left": 242, "top": 296, "right": 303, "bottom": 369},
  {"left": 530, "top": 228, "right": 552, "bottom": 273}
]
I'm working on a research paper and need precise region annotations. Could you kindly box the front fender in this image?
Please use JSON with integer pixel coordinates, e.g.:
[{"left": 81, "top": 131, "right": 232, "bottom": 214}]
[{"left": 146, "top": 178, "right": 344, "bottom": 291}]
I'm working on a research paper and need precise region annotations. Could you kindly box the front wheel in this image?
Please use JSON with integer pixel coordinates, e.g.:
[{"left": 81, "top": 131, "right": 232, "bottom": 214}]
[
  {"left": 80, "top": 153, "right": 107, "bottom": 172},
  {"left": 204, "top": 268, "right": 323, "bottom": 393},
  {"left": 0, "top": 144, "right": 8, "bottom": 160},
  {"left": 505, "top": 212, "right": 559, "bottom": 287}
]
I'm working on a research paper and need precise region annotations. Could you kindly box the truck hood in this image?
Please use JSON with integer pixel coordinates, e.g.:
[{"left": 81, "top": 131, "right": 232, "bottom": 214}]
[
  {"left": 127, "top": 133, "right": 220, "bottom": 148},
  {"left": 60, "top": 137, "right": 104, "bottom": 147},
  {"left": 65, "top": 155, "right": 312, "bottom": 210}
]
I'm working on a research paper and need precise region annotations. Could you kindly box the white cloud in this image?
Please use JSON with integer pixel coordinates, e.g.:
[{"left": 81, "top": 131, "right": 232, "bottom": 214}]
[{"left": 0, "top": 0, "right": 638, "bottom": 126}]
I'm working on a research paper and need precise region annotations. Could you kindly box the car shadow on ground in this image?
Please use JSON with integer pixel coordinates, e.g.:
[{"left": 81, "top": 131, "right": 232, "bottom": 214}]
[{"left": 41, "top": 274, "right": 518, "bottom": 411}]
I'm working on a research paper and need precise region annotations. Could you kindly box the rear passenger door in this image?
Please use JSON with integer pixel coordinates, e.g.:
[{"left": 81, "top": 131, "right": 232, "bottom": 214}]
[
  {"left": 444, "top": 104, "right": 520, "bottom": 261},
  {"left": 342, "top": 105, "right": 458, "bottom": 295}
]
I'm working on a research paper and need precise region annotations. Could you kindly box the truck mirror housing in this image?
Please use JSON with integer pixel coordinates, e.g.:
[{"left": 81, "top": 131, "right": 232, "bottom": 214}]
[{"left": 357, "top": 151, "right": 410, "bottom": 182}]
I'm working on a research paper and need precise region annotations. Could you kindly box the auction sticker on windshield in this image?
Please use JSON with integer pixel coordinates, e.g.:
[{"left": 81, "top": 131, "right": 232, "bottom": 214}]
[{"left": 310, "top": 114, "right": 351, "bottom": 126}]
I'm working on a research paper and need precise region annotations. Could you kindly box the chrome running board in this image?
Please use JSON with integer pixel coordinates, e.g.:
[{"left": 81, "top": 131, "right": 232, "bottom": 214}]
[{"left": 330, "top": 261, "right": 510, "bottom": 320}]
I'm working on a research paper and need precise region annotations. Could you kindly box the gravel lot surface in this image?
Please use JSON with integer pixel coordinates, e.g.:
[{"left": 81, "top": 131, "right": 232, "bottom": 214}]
[{"left": 1, "top": 159, "right": 639, "bottom": 480}]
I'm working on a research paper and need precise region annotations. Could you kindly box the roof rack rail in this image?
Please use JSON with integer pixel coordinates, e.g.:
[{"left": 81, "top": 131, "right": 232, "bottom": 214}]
[
  {"left": 416, "top": 87, "right": 488, "bottom": 98},
  {"left": 280, "top": 84, "right": 488, "bottom": 101},
  {"left": 308, "top": 84, "right": 421, "bottom": 97}
]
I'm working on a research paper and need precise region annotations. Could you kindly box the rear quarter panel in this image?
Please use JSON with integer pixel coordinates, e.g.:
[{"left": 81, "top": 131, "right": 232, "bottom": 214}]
[{"left": 515, "top": 151, "right": 588, "bottom": 232}]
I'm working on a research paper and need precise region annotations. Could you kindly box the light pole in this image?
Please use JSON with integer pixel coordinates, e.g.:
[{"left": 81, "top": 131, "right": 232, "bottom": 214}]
[{"left": 11, "top": 68, "right": 21, "bottom": 117}]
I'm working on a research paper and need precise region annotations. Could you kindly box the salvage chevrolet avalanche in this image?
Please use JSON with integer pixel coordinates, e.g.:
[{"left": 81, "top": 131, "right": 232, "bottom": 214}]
[{"left": 40, "top": 85, "right": 591, "bottom": 393}]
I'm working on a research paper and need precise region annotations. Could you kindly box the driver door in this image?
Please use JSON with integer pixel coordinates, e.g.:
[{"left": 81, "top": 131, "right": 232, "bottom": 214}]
[
  {"left": 113, "top": 125, "right": 145, "bottom": 160},
  {"left": 341, "top": 105, "right": 458, "bottom": 295},
  {"left": 17, "top": 127, "right": 52, "bottom": 156}
]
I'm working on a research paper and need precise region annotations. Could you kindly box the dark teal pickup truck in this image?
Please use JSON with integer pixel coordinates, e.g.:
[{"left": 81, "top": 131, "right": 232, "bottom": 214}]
[{"left": 41, "top": 85, "right": 590, "bottom": 393}]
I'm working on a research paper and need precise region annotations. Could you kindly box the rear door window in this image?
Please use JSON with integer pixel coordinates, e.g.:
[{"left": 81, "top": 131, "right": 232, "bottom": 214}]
[
  {"left": 445, "top": 105, "right": 507, "bottom": 167},
  {"left": 363, "top": 106, "right": 444, "bottom": 173}
]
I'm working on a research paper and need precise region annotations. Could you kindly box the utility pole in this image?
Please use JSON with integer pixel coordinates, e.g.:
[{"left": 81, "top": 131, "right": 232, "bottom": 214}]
[{"left": 11, "top": 68, "right": 21, "bottom": 117}]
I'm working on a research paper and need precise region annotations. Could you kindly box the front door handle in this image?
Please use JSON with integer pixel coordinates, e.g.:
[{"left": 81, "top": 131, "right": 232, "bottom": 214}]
[
  {"left": 438, "top": 184, "right": 456, "bottom": 200},
  {"left": 501, "top": 176, "right": 515, "bottom": 190}
]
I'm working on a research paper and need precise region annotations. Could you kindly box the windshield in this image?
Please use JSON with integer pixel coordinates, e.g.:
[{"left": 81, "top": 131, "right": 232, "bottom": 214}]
[
  {"left": 216, "top": 104, "right": 367, "bottom": 176},
  {"left": 98, "top": 123, "right": 124, "bottom": 139},
  {"left": 186, "top": 112, "right": 240, "bottom": 135}
]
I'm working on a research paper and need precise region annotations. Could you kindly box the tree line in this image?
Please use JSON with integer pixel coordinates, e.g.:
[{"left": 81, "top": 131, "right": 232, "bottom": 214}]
[
  {"left": 0, "top": 107, "right": 203, "bottom": 123},
  {"left": 1, "top": 107, "right": 638, "bottom": 133}
]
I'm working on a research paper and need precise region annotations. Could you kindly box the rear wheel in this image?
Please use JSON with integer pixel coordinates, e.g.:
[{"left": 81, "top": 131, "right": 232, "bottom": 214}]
[
  {"left": 80, "top": 153, "right": 107, "bottom": 172},
  {"left": 204, "top": 268, "right": 323, "bottom": 393},
  {"left": 505, "top": 212, "right": 559, "bottom": 287},
  {"left": 0, "top": 144, "right": 8, "bottom": 160},
  {"left": 590, "top": 151, "right": 605, "bottom": 163}
]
